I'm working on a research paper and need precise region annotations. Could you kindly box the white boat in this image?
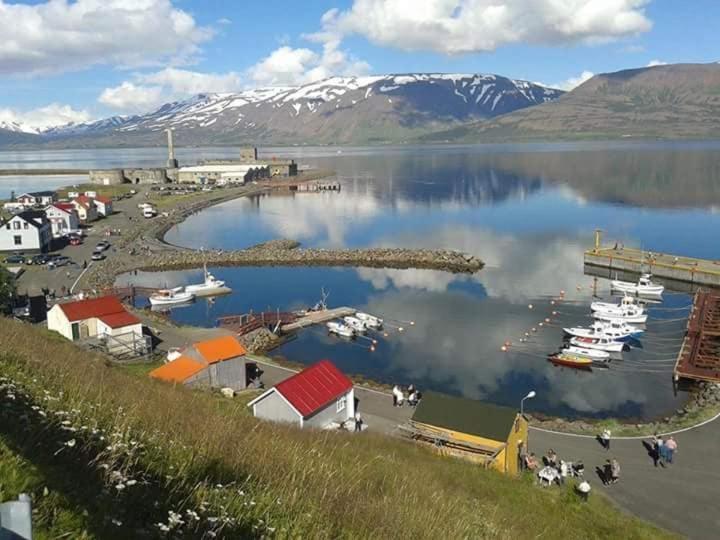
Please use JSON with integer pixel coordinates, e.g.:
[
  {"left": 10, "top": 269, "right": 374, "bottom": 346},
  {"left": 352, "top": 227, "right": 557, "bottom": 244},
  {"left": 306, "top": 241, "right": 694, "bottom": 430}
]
[
  {"left": 355, "top": 311, "right": 384, "bottom": 329},
  {"left": 563, "top": 345, "right": 610, "bottom": 362},
  {"left": 569, "top": 336, "right": 625, "bottom": 353},
  {"left": 185, "top": 264, "right": 228, "bottom": 296},
  {"left": 343, "top": 316, "right": 368, "bottom": 333},
  {"left": 611, "top": 274, "right": 664, "bottom": 296},
  {"left": 564, "top": 320, "right": 642, "bottom": 341},
  {"left": 592, "top": 306, "right": 648, "bottom": 324},
  {"left": 149, "top": 286, "right": 195, "bottom": 306},
  {"left": 326, "top": 321, "right": 355, "bottom": 338},
  {"left": 591, "top": 295, "right": 643, "bottom": 313}
]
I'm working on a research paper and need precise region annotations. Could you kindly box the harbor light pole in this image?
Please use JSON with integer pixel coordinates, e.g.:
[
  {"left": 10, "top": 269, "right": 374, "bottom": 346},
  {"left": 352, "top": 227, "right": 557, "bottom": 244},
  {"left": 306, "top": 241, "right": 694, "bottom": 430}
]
[{"left": 520, "top": 390, "right": 536, "bottom": 416}]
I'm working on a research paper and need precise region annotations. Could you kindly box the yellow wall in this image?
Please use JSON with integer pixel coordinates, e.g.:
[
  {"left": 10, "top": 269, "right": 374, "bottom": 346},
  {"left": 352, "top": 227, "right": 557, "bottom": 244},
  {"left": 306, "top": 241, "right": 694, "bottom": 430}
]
[{"left": 492, "top": 414, "right": 529, "bottom": 476}]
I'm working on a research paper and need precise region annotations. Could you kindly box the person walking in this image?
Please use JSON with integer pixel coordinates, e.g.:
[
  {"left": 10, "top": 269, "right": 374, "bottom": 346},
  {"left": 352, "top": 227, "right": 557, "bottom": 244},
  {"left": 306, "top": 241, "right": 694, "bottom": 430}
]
[
  {"left": 602, "top": 459, "right": 612, "bottom": 485},
  {"left": 600, "top": 429, "right": 611, "bottom": 451},
  {"left": 664, "top": 436, "right": 678, "bottom": 464},
  {"left": 610, "top": 458, "right": 621, "bottom": 484},
  {"left": 656, "top": 436, "right": 666, "bottom": 466},
  {"left": 392, "top": 385, "right": 399, "bottom": 407},
  {"left": 354, "top": 412, "right": 363, "bottom": 433}
]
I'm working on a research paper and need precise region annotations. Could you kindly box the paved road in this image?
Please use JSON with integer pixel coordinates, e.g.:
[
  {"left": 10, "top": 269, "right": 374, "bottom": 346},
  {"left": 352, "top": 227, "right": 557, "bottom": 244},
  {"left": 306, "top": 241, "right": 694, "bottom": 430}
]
[{"left": 529, "top": 421, "right": 720, "bottom": 539}]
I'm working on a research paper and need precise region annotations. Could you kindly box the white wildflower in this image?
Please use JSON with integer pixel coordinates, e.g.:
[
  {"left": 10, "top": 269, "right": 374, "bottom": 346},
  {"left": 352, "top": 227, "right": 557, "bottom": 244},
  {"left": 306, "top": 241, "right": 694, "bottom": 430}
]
[
  {"left": 65, "top": 439, "right": 76, "bottom": 448},
  {"left": 126, "top": 479, "right": 137, "bottom": 487},
  {"left": 111, "top": 518, "right": 122, "bottom": 526},
  {"left": 115, "top": 483, "right": 125, "bottom": 491}
]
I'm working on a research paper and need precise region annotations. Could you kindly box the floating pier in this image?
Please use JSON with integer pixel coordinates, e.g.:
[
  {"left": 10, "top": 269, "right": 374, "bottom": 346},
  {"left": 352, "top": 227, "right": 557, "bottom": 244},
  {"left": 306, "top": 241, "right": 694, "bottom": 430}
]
[
  {"left": 674, "top": 291, "right": 720, "bottom": 384},
  {"left": 584, "top": 230, "right": 720, "bottom": 289},
  {"left": 217, "top": 306, "right": 356, "bottom": 336}
]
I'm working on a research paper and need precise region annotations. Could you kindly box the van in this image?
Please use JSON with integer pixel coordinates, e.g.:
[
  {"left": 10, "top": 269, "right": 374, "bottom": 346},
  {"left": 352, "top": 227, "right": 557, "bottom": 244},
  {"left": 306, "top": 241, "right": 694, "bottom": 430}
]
[{"left": 143, "top": 206, "right": 157, "bottom": 218}]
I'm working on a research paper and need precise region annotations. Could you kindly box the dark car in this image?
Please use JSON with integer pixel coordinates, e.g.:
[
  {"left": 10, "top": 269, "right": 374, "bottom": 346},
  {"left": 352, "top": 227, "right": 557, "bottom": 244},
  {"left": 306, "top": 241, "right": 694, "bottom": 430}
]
[
  {"left": 4, "top": 254, "right": 25, "bottom": 264},
  {"left": 69, "top": 236, "right": 82, "bottom": 246},
  {"left": 29, "top": 254, "right": 49, "bottom": 265}
]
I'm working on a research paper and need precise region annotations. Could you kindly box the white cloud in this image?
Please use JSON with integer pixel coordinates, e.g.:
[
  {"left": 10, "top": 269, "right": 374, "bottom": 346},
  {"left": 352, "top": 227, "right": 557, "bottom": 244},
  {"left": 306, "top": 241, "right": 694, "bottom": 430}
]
[
  {"left": 98, "top": 68, "right": 244, "bottom": 113},
  {"left": 315, "top": 0, "right": 652, "bottom": 55},
  {"left": 551, "top": 70, "right": 595, "bottom": 91},
  {"left": 217, "top": 17, "right": 232, "bottom": 25},
  {"left": 647, "top": 59, "right": 667, "bottom": 67},
  {"left": 0, "top": 0, "right": 212, "bottom": 76},
  {"left": 0, "top": 103, "right": 92, "bottom": 131}
]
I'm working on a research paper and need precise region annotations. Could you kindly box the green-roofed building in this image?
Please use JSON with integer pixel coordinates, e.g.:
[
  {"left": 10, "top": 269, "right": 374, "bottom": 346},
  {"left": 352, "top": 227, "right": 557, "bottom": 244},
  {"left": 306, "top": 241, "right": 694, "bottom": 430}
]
[{"left": 408, "top": 391, "right": 528, "bottom": 475}]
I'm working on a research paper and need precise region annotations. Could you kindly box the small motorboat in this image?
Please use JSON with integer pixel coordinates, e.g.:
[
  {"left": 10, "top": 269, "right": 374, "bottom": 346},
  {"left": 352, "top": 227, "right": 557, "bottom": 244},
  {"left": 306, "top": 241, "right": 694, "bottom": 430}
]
[
  {"left": 149, "top": 286, "right": 195, "bottom": 306},
  {"left": 592, "top": 306, "right": 647, "bottom": 324},
  {"left": 569, "top": 336, "right": 625, "bottom": 353},
  {"left": 355, "top": 311, "right": 383, "bottom": 329},
  {"left": 185, "top": 264, "right": 229, "bottom": 297},
  {"left": 548, "top": 352, "right": 593, "bottom": 370},
  {"left": 591, "top": 295, "right": 643, "bottom": 313},
  {"left": 611, "top": 274, "right": 664, "bottom": 296},
  {"left": 343, "top": 316, "right": 368, "bottom": 333},
  {"left": 326, "top": 321, "right": 355, "bottom": 338},
  {"left": 562, "top": 345, "right": 610, "bottom": 362},
  {"left": 564, "top": 321, "right": 642, "bottom": 342}
]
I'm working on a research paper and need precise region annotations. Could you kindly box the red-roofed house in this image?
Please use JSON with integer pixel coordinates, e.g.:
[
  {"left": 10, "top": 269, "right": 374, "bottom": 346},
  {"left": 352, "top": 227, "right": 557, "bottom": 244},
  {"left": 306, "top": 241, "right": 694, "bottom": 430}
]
[
  {"left": 71, "top": 196, "right": 98, "bottom": 223},
  {"left": 91, "top": 195, "right": 113, "bottom": 217},
  {"left": 47, "top": 296, "right": 144, "bottom": 354},
  {"left": 150, "top": 335, "right": 260, "bottom": 391},
  {"left": 45, "top": 203, "right": 80, "bottom": 238},
  {"left": 248, "top": 360, "right": 355, "bottom": 428}
]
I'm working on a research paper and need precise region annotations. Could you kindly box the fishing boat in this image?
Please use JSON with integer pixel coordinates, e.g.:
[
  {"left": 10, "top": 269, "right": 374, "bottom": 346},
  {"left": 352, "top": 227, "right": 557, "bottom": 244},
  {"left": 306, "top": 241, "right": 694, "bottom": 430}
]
[
  {"left": 592, "top": 306, "right": 647, "bottom": 324},
  {"left": 562, "top": 345, "right": 610, "bottom": 361},
  {"left": 343, "top": 316, "right": 368, "bottom": 333},
  {"left": 563, "top": 320, "right": 643, "bottom": 341},
  {"left": 149, "top": 286, "right": 195, "bottom": 306},
  {"left": 326, "top": 321, "right": 355, "bottom": 338},
  {"left": 591, "top": 295, "right": 643, "bottom": 313},
  {"left": 548, "top": 352, "right": 593, "bottom": 370},
  {"left": 569, "top": 336, "right": 625, "bottom": 353},
  {"left": 355, "top": 312, "right": 383, "bottom": 329},
  {"left": 185, "top": 264, "right": 229, "bottom": 296},
  {"left": 611, "top": 274, "right": 664, "bottom": 296}
]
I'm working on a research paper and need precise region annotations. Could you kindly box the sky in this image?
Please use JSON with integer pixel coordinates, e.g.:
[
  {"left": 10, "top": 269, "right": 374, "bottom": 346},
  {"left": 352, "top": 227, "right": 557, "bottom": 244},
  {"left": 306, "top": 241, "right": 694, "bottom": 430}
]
[{"left": 1, "top": 0, "right": 718, "bottom": 130}]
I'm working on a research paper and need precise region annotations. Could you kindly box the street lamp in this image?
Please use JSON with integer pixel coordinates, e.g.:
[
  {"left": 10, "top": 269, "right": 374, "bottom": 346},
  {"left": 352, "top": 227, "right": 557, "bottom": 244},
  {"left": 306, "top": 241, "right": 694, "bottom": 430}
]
[{"left": 520, "top": 390, "right": 536, "bottom": 416}]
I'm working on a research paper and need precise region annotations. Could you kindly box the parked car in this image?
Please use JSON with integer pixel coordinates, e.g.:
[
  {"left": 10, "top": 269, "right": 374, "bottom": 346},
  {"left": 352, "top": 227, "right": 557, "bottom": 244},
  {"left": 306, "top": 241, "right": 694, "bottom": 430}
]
[
  {"left": 95, "top": 241, "right": 110, "bottom": 251},
  {"left": 47, "top": 256, "right": 71, "bottom": 268},
  {"left": 69, "top": 236, "right": 82, "bottom": 246},
  {"left": 4, "top": 254, "right": 25, "bottom": 264},
  {"left": 91, "top": 251, "right": 105, "bottom": 261},
  {"left": 29, "top": 254, "right": 49, "bottom": 265}
]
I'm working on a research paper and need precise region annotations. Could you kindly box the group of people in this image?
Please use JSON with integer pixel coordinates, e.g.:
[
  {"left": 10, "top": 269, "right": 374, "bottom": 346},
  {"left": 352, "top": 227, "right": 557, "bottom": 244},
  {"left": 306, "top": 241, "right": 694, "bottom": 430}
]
[
  {"left": 528, "top": 446, "right": 587, "bottom": 488},
  {"left": 600, "top": 458, "right": 621, "bottom": 486},
  {"left": 392, "top": 384, "right": 422, "bottom": 407},
  {"left": 648, "top": 434, "right": 678, "bottom": 466}
]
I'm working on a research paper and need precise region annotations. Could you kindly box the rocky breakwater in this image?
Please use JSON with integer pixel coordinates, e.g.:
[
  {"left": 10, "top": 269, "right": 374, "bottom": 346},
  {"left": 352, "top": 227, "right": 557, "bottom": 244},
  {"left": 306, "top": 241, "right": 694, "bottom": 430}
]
[{"left": 86, "top": 239, "right": 483, "bottom": 288}]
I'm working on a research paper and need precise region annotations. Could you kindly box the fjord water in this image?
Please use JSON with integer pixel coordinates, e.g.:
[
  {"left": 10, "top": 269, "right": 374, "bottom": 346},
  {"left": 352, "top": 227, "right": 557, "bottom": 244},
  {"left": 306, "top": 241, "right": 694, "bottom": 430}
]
[{"left": 7, "top": 142, "right": 720, "bottom": 418}]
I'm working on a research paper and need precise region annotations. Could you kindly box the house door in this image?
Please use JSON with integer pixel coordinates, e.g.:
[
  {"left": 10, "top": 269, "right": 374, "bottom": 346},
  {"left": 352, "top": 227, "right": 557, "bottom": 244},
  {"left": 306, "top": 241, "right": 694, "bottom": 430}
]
[
  {"left": 80, "top": 323, "right": 90, "bottom": 339},
  {"left": 71, "top": 323, "right": 80, "bottom": 340}
]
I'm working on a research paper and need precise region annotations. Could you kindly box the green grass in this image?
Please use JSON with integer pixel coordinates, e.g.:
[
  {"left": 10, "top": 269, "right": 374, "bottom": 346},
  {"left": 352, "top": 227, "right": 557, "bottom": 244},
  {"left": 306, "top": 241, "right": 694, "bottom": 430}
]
[
  {"left": 0, "top": 320, "right": 675, "bottom": 539},
  {"left": 56, "top": 183, "right": 135, "bottom": 199}
]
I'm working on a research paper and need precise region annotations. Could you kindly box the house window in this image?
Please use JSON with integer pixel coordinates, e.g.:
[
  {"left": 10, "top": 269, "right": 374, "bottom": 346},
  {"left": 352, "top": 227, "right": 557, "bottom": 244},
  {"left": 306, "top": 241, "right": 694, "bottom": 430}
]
[
  {"left": 23, "top": 221, "right": 28, "bottom": 229},
  {"left": 5, "top": 224, "right": 9, "bottom": 230},
  {"left": 336, "top": 395, "right": 346, "bottom": 413},
  {"left": 13, "top": 235, "right": 22, "bottom": 246},
  {"left": 13, "top": 221, "right": 20, "bottom": 230}
]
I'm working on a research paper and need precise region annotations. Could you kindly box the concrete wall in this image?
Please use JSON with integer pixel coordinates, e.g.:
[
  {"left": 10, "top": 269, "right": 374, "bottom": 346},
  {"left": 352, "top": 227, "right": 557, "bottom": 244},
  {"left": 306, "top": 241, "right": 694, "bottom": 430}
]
[
  {"left": 304, "top": 389, "right": 355, "bottom": 429},
  {"left": 89, "top": 169, "right": 125, "bottom": 185},
  {"left": 0, "top": 217, "right": 50, "bottom": 252},
  {"left": 124, "top": 168, "right": 168, "bottom": 184},
  {"left": 253, "top": 391, "right": 301, "bottom": 426}
]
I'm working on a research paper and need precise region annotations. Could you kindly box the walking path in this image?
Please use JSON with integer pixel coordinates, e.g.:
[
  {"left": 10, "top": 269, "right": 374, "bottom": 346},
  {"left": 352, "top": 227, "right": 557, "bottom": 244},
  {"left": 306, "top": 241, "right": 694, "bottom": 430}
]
[{"left": 530, "top": 419, "right": 720, "bottom": 539}]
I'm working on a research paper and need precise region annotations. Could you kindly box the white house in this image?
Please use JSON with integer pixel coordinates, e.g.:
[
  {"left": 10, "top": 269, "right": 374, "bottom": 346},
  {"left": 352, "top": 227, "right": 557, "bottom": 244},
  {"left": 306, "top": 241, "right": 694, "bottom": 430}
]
[
  {"left": 47, "top": 295, "right": 143, "bottom": 346},
  {"left": 72, "top": 196, "right": 98, "bottom": 223},
  {"left": 91, "top": 195, "right": 113, "bottom": 217},
  {"left": 0, "top": 210, "right": 51, "bottom": 252},
  {"left": 16, "top": 191, "right": 56, "bottom": 207},
  {"left": 45, "top": 203, "right": 80, "bottom": 238},
  {"left": 248, "top": 360, "right": 355, "bottom": 429}
]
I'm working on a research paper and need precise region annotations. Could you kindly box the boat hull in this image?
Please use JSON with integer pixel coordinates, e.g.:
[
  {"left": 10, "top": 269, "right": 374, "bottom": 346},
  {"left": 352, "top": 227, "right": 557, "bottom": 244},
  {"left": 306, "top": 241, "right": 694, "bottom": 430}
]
[
  {"left": 569, "top": 337, "right": 625, "bottom": 353},
  {"left": 549, "top": 354, "right": 593, "bottom": 370},
  {"left": 593, "top": 312, "right": 648, "bottom": 324}
]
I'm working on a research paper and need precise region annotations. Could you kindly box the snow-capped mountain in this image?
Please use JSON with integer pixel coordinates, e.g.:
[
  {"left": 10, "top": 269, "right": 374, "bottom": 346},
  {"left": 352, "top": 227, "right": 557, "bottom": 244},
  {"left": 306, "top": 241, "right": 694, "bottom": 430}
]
[
  {"left": 10, "top": 74, "right": 564, "bottom": 146},
  {"left": 0, "top": 120, "right": 41, "bottom": 134}
]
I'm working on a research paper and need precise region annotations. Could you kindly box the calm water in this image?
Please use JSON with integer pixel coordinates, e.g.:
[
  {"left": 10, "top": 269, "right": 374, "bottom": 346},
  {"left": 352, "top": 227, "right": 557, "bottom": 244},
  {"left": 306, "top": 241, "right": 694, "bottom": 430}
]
[{"left": 5, "top": 142, "right": 720, "bottom": 419}]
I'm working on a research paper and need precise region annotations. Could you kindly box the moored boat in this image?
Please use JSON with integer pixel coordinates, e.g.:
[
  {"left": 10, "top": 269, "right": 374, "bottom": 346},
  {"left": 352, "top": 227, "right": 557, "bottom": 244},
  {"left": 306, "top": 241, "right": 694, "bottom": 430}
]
[
  {"left": 611, "top": 274, "right": 664, "bottom": 296},
  {"left": 592, "top": 307, "right": 647, "bottom": 324},
  {"left": 149, "top": 286, "right": 195, "bottom": 306},
  {"left": 548, "top": 352, "right": 593, "bottom": 370},
  {"left": 343, "top": 316, "right": 368, "bottom": 333},
  {"left": 591, "top": 295, "right": 644, "bottom": 313},
  {"left": 569, "top": 336, "right": 625, "bottom": 353},
  {"left": 355, "top": 311, "right": 383, "bottom": 329},
  {"left": 327, "top": 321, "right": 355, "bottom": 338},
  {"left": 185, "top": 264, "right": 229, "bottom": 297},
  {"left": 563, "top": 345, "right": 610, "bottom": 362},
  {"left": 564, "top": 320, "right": 642, "bottom": 341}
]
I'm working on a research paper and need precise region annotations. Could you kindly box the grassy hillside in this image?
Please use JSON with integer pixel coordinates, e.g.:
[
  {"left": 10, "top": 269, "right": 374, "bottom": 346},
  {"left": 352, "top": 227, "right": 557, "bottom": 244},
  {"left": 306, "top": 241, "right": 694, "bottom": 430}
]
[
  {"left": 0, "top": 319, "right": 672, "bottom": 539},
  {"left": 426, "top": 63, "right": 720, "bottom": 142}
]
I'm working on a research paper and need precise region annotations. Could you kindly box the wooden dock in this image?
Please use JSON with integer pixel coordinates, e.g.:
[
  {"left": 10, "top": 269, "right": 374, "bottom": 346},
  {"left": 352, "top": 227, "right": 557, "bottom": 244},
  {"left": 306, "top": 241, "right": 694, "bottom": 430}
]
[
  {"left": 281, "top": 307, "right": 355, "bottom": 332},
  {"left": 674, "top": 291, "right": 720, "bottom": 383},
  {"left": 584, "top": 231, "right": 720, "bottom": 289}
]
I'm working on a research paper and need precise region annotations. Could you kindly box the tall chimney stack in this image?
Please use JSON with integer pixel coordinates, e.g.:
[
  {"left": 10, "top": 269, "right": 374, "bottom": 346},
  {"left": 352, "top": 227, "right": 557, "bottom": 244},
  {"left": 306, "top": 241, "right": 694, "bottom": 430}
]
[{"left": 166, "top": 128, "right": 178, "bottom": 169}]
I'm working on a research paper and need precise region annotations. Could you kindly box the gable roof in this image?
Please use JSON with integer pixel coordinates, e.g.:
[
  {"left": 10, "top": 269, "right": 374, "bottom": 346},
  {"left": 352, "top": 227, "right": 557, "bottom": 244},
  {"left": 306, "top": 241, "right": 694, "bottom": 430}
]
[
  {"left": 72, "top": 195, "right": 94, "bottom": 209},
  {"left": 411, "top": 392, "right": 518, "bottom": 443},
  {"left": 49, "top": 202, "right": 76, "bottom": 214},
  {"left": 14, "top": 210, "right": 47, "bottom": 228},
  {"left": 56, "top": 295, "right": 130, "bottom": 323},
  {"left": 272, "top": 360, "right": 352, "bottom": 418},
  {"left": 149, "top": 356, "right": 205, "bottom": 383},
  {"left": 19, "top": 191, "right": 55, "bottom": 199},
  {"left": 98, "top": 311, "right": 141, "bottom": 328},
  {"left": 94, "top": 195, "right": 112, "bottom": 204},
  {"left": 192, "top": 335, "right": 246, "bottom": 364}
]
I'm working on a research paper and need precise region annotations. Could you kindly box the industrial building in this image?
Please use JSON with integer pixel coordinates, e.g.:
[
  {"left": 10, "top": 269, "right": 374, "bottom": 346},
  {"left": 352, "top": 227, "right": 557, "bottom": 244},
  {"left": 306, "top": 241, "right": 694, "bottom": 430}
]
[{"left": 177, "top": 164, "right": 270, "bottom": 184}]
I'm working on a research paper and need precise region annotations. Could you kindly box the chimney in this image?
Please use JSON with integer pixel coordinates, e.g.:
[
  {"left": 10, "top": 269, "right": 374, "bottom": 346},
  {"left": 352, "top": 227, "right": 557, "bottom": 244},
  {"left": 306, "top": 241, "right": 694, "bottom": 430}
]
[{"left": 166, "top": 128, "right": 178, "bottom": 169}]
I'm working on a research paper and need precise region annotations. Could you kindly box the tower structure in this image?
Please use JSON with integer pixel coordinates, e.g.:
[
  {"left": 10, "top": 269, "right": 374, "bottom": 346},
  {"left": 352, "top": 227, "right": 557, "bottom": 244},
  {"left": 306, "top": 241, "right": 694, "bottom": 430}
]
[{"left": 166, "top": 128, "right": 179, "bottom": 169}]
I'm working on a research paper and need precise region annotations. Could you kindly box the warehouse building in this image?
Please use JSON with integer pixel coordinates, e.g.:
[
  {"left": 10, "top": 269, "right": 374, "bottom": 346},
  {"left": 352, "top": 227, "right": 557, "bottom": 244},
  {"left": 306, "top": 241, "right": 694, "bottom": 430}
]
[{"left": 177, "top": 164, "right": 270, "bottom": 185}]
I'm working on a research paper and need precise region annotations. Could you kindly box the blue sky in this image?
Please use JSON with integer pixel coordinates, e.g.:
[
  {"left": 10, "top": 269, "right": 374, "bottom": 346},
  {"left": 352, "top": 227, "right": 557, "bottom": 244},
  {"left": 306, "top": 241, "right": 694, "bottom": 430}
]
[{"left": 1, "top": 0, "right": 718, "bottom": 129}]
